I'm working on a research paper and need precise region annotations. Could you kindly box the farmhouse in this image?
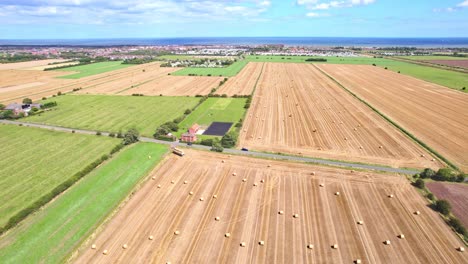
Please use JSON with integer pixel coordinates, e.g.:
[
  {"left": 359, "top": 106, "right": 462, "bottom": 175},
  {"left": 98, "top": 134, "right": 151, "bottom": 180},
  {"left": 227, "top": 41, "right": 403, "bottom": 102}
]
[
  {"left": 4, "top": 103, "right": 42, "bottom": 116},
  {"left": 181, "top": 124, "right": 199, "bottom": 142}
]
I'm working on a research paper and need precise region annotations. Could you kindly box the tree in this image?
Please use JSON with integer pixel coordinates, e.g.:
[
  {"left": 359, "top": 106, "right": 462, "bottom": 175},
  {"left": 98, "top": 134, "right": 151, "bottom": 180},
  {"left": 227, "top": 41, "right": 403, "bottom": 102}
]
[
  {"left": 449, "top": 216, "right": 467, "bottom": 236},
  {"left": 22, "top": 98, "right": 32, "bottom": 104},
  {"left": 221, "top": 131, "right": 237, "bottom": 148},
  {"left": 0, "top": 110, "right": 14, "bottom": 119},
  {"left": 211, "top": 138, "right": 224, "bottom": 152},
  {"left": 433, "top": 168, "right": 455, "bottom": 181},
  {"left": 414, "top": 179, "right": 425, "bottom": 189},
  {"left": 426, "top": 193, "right": 435, "bottom": 201},
  {"left": 184, "top": 109, "right": 192, "bottom": 115},
  {"left": 0, "top": 104, "right": 5, "bottom": 110},
  {"left": 456, "top": 173, "right": 466, "bottom": 183},
  {"left": 420, "top": 168, "right": 435, "bottom": 179},
  {"left": 434, "top": 199, "right": 451, "bottom": 215},
  {"left": 123, "top": 128, "right": 139, "bottom": 145}
]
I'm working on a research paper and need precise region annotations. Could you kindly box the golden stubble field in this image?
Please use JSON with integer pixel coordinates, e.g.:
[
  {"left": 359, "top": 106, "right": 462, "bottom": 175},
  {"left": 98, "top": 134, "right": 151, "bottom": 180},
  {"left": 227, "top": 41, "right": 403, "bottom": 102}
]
[
  {"left": 75, "top": 150, "right": 466, "bottom": 264},
  {"left": 317, "top": 64, "right": 468, "bottom": 172},
  {"left": 238, "top": 63, "right": 440, "bottom": 169}
]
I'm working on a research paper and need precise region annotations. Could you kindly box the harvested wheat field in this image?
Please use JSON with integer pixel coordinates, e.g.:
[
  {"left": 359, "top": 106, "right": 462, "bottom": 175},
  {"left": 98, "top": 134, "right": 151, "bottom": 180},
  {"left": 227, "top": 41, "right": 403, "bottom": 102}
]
[
  {"left": 0, "top": 59, "right": 68, "bottom": 70},
  {"left": 216, "top": 62, "right": 264, "bottom": 96},
  {"left": 0, "top": 63, "right": 174, "bottom": 104},
  {"left": 118, "top": 75, "right": 223, "bottom": 96},
  {"left": 239, "top": 63, "right": 439, "bottom": 169},
  {"left": 75, "top": 150, "right": 466, "bottom": 264},
  {"left": 317, "top": 64, "right": 468, "bottom": 171}
]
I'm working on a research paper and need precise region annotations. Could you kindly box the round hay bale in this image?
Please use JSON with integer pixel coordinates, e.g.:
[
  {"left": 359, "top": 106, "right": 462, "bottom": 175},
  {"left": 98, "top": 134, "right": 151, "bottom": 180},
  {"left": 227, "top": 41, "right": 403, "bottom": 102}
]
[
  {"left": 171, "top": 180, "right": 175, "bottom": 184},
  {"left": 91, "top": 244, "right": 97, "bottom": 249},
  {"left": 215, "top": 216, "right": 220, "bottom": 221},
  {"left": 459, "top": 247, "right": 465, "bottom": 252},
  {"left": 122, "top": 244, "right": 128, "bottom": 249},
  {"left": 311, "top": 172, "right": 316, "bottom": 175},
  {"left": 260, "top": 179, "right": 265, "bottom": 183},
  {"left": 149, "top": 235, "right": 154, "bottom": 240},
  {"left": 240, "top": 242, "right": 246, "bottom": 247},
  {"left": 184, "top": 180, "right": 188, "bottom": 184},
  {"left": 319, "top": 183, "right": 324, "bottom": 187},
  {"left": 357, "top": 220, "right": 364, "bottom": 225},
  {"left": 199, "top": 197, "right": 204, "bottom": 201},
  {"left": 420, "top": 154, "right": 425, "bottom": 157},
  {"left": 388, "top": 194, "right": 394, "bottom": 198},
  {"left": 174, "top": 230, "right": 180, "bottom": 235},
  {"left": 307, "top": 244, "right": 314, "bottom": 249},
  {"left": 267, "top": 164, "right": 271, "bottom": 168},
  {"left": 225, "top": 233, "right": 231, "bottom": 238},
  {"left": 293, "top": 214, "right": 299, "bottom": 218},
  {"left": 232, "top": 172, "right": 237, "bottom": 176},
  {"left": 354, "top": 128, "right": 357, "bottom": 131},
  {"left": 253, "top": 183, "right": 258, "bottom": 187},
  {"left": 359, "top": 146, "right": 363, "bottom": 150},
  {"left": 398, "top": 234, "right": 405, "bottom": 239},
  {"left": 103, "top": 249, "right": 108, "bottom": 255},
  {"left": 157, "top": 184, "right": 161, "bottom": 188},
  {"left": 335, "top": 192, "right": 340, "bottom": 196},
  {"left": 242, "top": 178, "right": 247, "bottom": 182},
  {"left": 151, "top": 177, "right": 156, "bottom": 180},
  {"left": 350, "top": 170, "right": 355, "bottom": 173},
  {"left": 355, "top": 259, "right": 362, "bottom": 264},
  {"left": 414, "top": 211, "right": 421, "bottom": 215},
  {"left": 213, "top": 194, "right": 218, "bottom": 199},
  {"left": 344, "top": 137, "right": 348, "bottom": 140},
  {"left": 278, "top": 210, "right": 284, "bottom": 215},
  {"left": 332, "top": 244, "right": 338, "bottom": 249},
  {"left": 259, "top": 240, "right": 265, "bottom": 246},
  {"left": 384, "top": 240, "right": 391, "bottom": 245},
  {"left": 313, "top": 129, "right": 317, "bottom": 132},
  {"left": 166, "top": 262, "right": 171, "bottom": 264},
  {"left": 189, "top": 191, "right": 194, "bottom": 195},
  {"left": 222, "top": 160, "right": 225, "bottom": 163},
  {"left": 431, "top": 158, "right": 435, "bottom": 162},
  {"left": 379, "top": 145, "right": 383, "bottom": 149}
]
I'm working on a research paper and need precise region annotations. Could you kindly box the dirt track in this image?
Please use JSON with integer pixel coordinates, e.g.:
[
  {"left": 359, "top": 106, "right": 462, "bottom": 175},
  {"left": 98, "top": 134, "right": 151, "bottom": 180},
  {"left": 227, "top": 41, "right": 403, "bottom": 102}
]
[
  {"left": 317, "top": 64, "right": 468, "bottom": 171},
  {"left": 427, "top": 182, "right": 468, "bottom": 228},
  {"left": 239, "top": 63, "right": 439, "bottom": 169},
  {"left": 75, "top": 150, "right": 466, "bottom": 264},
  {"left": 216, "top": 62, "right": 264, "bottom": 96}
]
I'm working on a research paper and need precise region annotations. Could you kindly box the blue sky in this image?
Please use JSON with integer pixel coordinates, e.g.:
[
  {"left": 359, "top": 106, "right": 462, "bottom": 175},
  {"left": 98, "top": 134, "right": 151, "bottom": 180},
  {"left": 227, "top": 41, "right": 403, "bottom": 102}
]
[{"left": 0, "top": 0, "right": 467, "bottom": 39}]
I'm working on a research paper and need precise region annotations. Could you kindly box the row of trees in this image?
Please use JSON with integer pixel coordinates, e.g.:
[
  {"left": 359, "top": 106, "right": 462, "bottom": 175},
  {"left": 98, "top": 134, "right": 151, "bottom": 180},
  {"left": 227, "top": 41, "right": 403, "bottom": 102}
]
[{"left": 418, "top": 168, "right": 466, "bottom": 182}]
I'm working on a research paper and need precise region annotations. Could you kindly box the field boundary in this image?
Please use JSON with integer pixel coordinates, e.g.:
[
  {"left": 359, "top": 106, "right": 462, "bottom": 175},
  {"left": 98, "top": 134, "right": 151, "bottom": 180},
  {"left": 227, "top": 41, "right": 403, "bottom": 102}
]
[{"left": 313, "top": 64, "right": 459, "bottom": 171}]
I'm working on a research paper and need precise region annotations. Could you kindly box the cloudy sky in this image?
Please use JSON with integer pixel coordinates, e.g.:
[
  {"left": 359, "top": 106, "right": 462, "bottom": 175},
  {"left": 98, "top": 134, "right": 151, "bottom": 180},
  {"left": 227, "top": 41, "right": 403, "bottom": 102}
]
[{"left": 0, "top": 0, "right": 467, "bottom": 39}]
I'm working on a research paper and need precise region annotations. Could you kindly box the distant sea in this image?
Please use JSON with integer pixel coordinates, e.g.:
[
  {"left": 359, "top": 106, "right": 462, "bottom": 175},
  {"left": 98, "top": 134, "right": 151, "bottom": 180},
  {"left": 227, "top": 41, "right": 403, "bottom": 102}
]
[{"left": 1, "top": 37, "right": 468, "bottom": 47}]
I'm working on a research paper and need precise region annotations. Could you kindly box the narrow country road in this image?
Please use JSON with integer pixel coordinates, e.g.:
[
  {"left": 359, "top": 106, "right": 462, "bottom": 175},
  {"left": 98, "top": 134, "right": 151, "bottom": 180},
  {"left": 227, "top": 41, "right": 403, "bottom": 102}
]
[{"left": 1, "top": 119, "right": 420, "bottom": 175}]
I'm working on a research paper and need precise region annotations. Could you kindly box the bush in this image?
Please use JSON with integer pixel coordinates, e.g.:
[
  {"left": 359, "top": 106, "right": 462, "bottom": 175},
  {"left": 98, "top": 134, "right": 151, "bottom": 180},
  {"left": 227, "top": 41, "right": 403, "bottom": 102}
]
[
  {"left": 0, "top": 110, "right": 14, "bottom": 120},
  {"left": 426, "top": 193, "right": 435, "bottom": 201},
  {"left": 116, "top": 130, "right": 124, "bottom": 138},
  {"left": 211, "top": 139, "right": 224, "bottom": 152},
  {"left": 456, "top": 173, "right": 466, "bottom": 182},
  {"left": 110, "top": 143, "right": 124, "bottom": 154},
  {"left": 184, "top": 109, "right": 192, "bottom": 115},
  {"left": 57, "top": 91, "right": 62, "bottom": 96},
  {"left": 22, "top": 98, "right": 33, "bottom": 104},
  {"left": 42, "top": 101, "right": 57, "bottom": 109},
  {"left": 123, "top": 128, "right": 139, "bottom": 145},
  {"left": 96, "top": 131, "right": 102, "bottom": 136},
  {"left": 420, "top": 168, "right": 435, "bottom": 179},
  {"left": 108, "top": 132, "right": 115, "bottom": 137},
  {"left": 414, "top": 179, "right": 425, "bottom": 189},
  {"left": 173, "top": 116, "right": 185, "bottom": 124},
  {"left": 162, "top": 122, "right": 179, "bottom": 132},
  {"left": 71, "top": 130, "right": 75, "bottom": 133},
  {"left": 0, "top": 104, "right": 5, "bottom": 110},
  {"left": 200, "top": 139, "right": 214, "bottom": 146},
  {"left": 434, "top": 199, "right": 451, "bottom": 215},
  {"left": 448, "top": 216, "right": 467, "bottom": 236}
]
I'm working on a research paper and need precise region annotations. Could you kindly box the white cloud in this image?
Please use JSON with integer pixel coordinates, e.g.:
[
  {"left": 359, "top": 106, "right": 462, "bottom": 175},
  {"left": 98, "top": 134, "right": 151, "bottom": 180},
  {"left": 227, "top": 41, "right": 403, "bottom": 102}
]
[
  {"left": 299, "top": 0, "right": 376, "bottom": 10},
  {"left": 457, "top": 0, "right": 468, "bottom": 7},
  {"left": 306, "top": 12, "right": 329, "bottom": 17}
]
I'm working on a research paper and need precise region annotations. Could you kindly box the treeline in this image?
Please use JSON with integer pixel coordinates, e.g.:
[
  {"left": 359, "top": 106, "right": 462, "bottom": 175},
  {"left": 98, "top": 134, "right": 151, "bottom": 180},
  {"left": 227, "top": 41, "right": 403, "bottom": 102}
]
[
  {"left": 417, "top": 168, "right": 466, "bottom": 182},
  {"left": 123, "top": 58, "right": 158, "bottom": 64},
  {"left": 305, "top": 58, "right": 327, "bottom": 62},
  {"left": 0, "top": 53, "right": 48, "bottom": 63}
]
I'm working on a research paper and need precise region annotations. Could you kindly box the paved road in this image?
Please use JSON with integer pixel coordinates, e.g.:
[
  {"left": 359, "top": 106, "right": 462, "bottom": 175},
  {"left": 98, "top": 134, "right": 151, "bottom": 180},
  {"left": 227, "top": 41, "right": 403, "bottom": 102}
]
[{"left": 1, "top": 119, "right": 420, "bottom": 175}]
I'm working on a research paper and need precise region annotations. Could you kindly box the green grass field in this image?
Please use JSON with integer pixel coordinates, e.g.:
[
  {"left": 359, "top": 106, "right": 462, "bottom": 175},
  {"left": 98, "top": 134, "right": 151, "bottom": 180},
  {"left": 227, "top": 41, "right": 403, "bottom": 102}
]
[
  {"left": 0, "top": 124, "right": 119, "bottom": 228},
  {"left": 55, "top": 61, "right": 131, "bottom": 79},
  {"left": 396, "top": 55, "right": 468, "bottom": 61},
  {"left": 0, "top": 143, "right": 168, "bottom": 263},
  {"left": 176, "top": 98, "right": 247, "bottom": 138},
  {"left": 25, "top": 95, "right": 199, "bottom": 137},
  {"left": 246, "top": 55, "right": 467, "bottom": 91},
  {"left": 172, "top": 60, "right": 247, "bottom": 77}
]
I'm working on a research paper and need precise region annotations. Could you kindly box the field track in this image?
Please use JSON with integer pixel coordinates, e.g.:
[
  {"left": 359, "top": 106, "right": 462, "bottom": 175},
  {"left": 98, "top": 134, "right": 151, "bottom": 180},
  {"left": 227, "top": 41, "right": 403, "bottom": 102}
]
[
  {"left": 216, "top": 62, "right": 264, "bottom": 96},
  {"left": 75, "top": 150, "right": 467, "bottom": 263},
  {"left": 317, "top": 64, "right": 468, "bottom": 171},
  {"left": 239, "top": 63, "right": 439, "bottom": 169}
]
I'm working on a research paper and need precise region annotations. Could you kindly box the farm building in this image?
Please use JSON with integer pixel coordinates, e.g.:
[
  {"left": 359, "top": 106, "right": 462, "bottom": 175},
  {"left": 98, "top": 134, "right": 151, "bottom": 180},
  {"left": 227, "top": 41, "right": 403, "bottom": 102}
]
[
  {"left": 4, "top": 103, "right": 42, "bottom": 116},
  {"left": 181, "top": 124, "right": 200, "bottom": 142}
]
